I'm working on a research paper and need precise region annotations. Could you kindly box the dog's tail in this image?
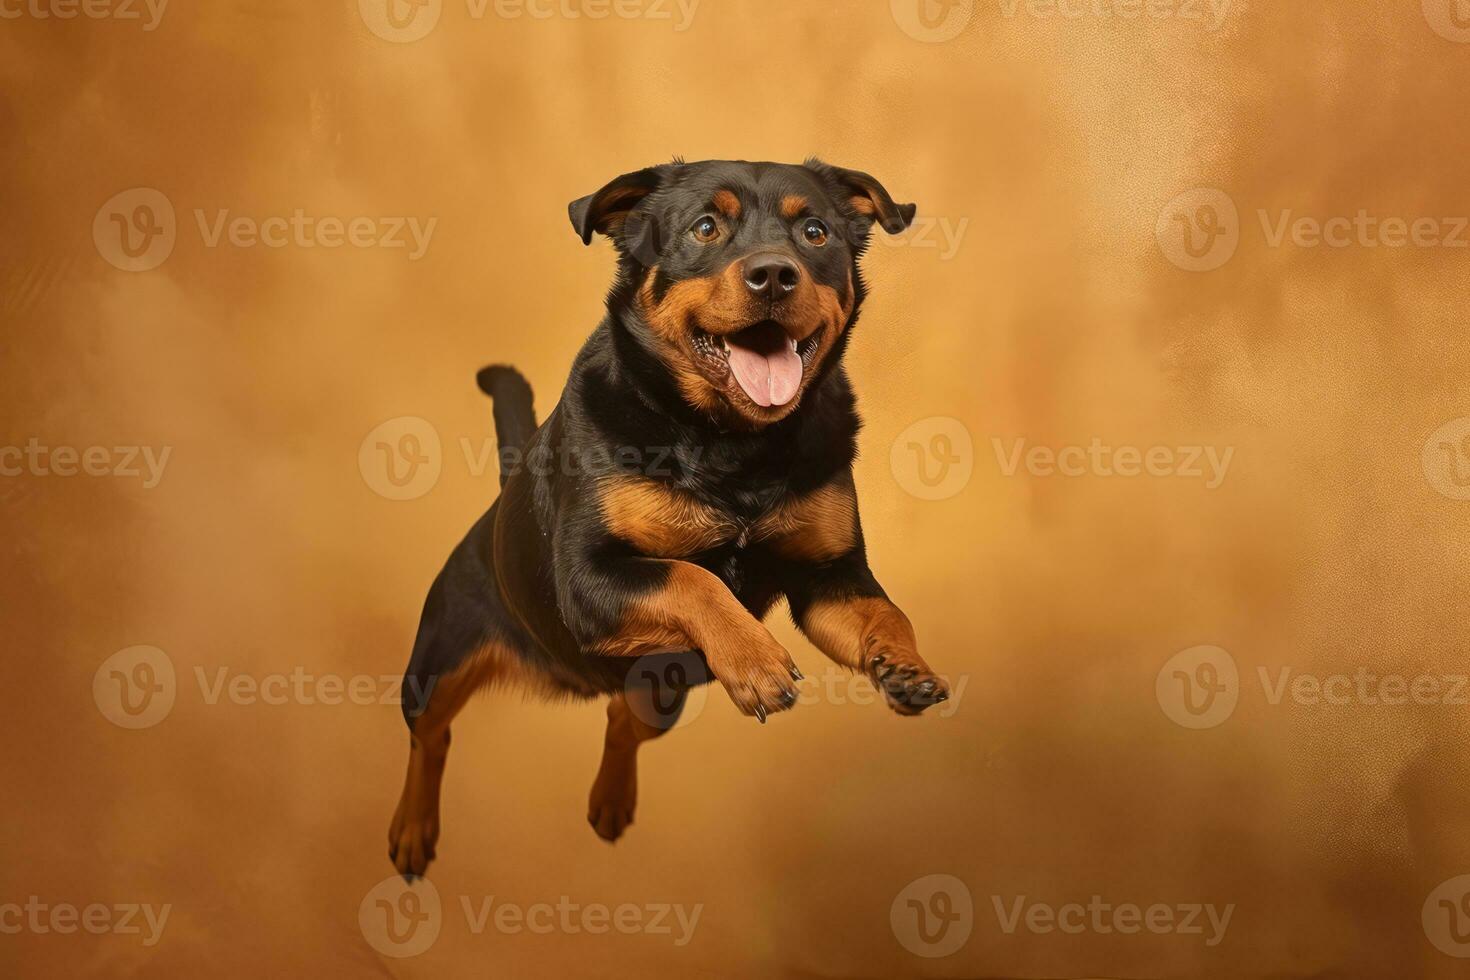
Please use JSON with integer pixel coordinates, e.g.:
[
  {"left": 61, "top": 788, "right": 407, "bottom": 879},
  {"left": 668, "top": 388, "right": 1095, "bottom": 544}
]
[{"left": 475, "top": 365, "right": 537, "bottom": 488}]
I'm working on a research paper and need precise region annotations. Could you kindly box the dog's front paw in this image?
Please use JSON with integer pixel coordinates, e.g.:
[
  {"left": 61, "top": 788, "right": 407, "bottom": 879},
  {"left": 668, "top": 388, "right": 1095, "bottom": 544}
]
[
  {"left": 712, "top": 650, "right": 803, "bottom": 723},
  {"left": 868, "top": 651, "right": 949, "bottom": 716}
]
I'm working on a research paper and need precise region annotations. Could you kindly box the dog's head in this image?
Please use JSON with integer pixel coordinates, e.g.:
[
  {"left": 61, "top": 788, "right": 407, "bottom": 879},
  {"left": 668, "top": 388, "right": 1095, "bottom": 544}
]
[{"left": 570, "top": 159, "right": 915, "bottom": 427}]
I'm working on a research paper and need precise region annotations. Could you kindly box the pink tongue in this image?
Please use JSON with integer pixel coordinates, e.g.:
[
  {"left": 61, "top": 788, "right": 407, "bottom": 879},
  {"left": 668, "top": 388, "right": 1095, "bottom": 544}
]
[{"left": 727, "top": 328, "right": 802, "bottom": 407}]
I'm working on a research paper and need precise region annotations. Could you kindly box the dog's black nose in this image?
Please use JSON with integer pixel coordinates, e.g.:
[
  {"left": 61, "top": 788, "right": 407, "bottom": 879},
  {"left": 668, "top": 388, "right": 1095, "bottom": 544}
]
[{"left": 742, "top": 253, "right": 800, "bottom": 299}]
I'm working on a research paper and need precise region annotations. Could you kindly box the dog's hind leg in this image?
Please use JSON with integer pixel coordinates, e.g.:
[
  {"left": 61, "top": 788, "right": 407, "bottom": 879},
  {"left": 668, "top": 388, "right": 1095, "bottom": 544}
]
[
  {"left": 390, "top": 636, "right": 508, "bottom": 879},
  {"left": 587, "top": 661, "right": 692, "bottom": 843}
]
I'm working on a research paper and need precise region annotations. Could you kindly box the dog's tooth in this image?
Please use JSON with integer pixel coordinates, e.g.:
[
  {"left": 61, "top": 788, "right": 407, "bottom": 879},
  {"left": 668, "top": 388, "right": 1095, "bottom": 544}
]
[{"left": 787, "top": 336, "right": 797, "bottom": 352}]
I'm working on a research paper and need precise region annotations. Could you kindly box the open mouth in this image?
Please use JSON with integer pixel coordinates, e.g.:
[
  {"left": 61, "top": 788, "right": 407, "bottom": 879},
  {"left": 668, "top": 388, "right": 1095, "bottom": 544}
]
[{"left": 692, "top": 321, "right": 820, "bottom": 409}]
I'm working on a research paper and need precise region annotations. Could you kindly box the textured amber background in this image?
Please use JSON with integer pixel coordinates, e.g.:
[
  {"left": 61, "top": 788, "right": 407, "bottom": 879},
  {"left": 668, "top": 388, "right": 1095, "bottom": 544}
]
[{"left": 4, "top": 0, "right": 1470, "bottom": 976}]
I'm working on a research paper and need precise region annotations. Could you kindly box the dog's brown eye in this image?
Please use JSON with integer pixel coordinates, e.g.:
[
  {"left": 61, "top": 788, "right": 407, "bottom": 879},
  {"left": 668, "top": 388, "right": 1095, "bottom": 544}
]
[
  {"left": 802, "top": 218, "right": 829, "bottom": 246},
  {"left": 690, "top": 216, "right": 720, "bottom": 243}
]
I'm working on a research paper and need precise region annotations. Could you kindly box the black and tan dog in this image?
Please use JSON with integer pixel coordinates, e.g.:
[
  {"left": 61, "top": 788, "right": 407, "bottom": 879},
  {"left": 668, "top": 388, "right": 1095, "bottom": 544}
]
[{"left": 389, "top": 158, "right": 948, "bottom": 878}]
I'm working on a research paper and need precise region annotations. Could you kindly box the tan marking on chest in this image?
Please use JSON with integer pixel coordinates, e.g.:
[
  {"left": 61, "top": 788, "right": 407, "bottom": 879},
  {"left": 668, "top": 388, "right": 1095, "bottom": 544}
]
[
  {"left": 598, "top": 477, "right": 738, "bottom": 558},
  {"left": 751, "top": 483, "right": 858, "bottom": 561}
]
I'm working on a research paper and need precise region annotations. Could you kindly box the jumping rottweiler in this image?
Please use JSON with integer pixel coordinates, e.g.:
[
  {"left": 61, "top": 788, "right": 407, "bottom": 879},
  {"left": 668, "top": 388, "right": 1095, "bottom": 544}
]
[{"left": 389, "top": 158, "right": 949, "bottom": 878}]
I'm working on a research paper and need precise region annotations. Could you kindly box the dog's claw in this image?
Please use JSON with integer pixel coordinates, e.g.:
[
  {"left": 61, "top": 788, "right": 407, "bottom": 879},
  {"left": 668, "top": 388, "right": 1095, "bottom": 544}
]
[
  {"left": 790, "top": 665, "right": 804, "bottom": 681},
  {"left": 754, "top": 704, "right": 767, "bottom": 723}
]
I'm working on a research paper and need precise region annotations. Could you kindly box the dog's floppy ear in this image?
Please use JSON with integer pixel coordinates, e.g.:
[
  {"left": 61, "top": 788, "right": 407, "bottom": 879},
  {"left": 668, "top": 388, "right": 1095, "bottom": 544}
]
[
  {"left": 806, "top": 159, "right": 917, "bottom": 234},
  {"left": 568, "top": 167, "right": 665, "bottom": 246}
]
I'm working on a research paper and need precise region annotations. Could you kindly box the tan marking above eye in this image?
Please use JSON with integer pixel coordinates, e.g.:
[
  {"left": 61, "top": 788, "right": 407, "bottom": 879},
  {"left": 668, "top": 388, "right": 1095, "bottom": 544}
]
[
  {"left": 781, "top": 195, "right": 809, "bottom": 219},
  {"left": 598, "top": 476, "right": 737, "bottom": 558},
  {"left": 712, "top": 190, "right": 741, "bottom": 219},
  {"left": 751, "top": 481, "right": 858, "bottom": 561}
]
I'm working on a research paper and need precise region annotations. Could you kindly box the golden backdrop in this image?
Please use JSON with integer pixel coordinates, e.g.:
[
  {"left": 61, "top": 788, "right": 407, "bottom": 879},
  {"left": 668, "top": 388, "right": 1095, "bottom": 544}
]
[{"left": 4, "top": 0, "right": 1470, "bottom": 976}]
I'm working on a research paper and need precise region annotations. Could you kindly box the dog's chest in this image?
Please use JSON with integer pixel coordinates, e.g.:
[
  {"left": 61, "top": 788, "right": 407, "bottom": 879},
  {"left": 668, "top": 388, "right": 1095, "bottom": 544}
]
[{"left": 596, "top": 476, "right": 855, "bottom": 563}]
